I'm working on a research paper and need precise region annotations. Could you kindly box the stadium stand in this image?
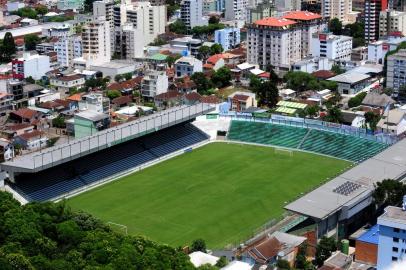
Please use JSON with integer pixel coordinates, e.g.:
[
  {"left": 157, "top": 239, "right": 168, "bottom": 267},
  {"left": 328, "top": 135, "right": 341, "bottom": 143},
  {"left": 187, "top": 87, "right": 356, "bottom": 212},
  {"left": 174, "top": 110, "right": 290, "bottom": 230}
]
[
  {"left": 8, "top": 123, "right": 209, "bottom": 202},
  {"left": 227, "top": 120, "right": 388, "bottom": 162}
]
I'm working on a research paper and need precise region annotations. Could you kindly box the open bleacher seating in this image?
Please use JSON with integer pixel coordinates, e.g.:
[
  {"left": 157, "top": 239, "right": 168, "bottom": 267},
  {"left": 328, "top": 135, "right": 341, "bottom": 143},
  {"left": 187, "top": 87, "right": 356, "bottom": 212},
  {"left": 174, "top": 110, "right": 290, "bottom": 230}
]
[
  {"left": 11, "top": 123, "right": 209, "bottom": 202},
  {"left": 228, "top": 120, "right": 388, "bottom": 162}
]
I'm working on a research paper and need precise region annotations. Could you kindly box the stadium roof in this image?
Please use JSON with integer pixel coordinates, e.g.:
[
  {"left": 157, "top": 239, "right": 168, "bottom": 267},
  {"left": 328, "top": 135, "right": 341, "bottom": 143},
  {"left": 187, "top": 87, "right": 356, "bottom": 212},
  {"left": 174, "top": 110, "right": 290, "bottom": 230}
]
[
  {"left": 285, "top": 139, "right": 406, "bottom": 220},
  {"left": 275, "top": 107, "right": 297, "bottom": 114},
  {"left": 1, "top": 104, "right": 214, "bottom": 173}
]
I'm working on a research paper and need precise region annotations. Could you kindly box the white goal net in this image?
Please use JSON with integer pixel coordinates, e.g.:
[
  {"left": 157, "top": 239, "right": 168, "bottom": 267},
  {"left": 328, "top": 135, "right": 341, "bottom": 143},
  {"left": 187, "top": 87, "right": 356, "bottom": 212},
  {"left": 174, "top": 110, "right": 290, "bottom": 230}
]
[
  {"left": 274, "top": 148, "right": 293, "bottom": 157},
  {"left": 107, "top": 222, "right": 128, "bottom": 235}
]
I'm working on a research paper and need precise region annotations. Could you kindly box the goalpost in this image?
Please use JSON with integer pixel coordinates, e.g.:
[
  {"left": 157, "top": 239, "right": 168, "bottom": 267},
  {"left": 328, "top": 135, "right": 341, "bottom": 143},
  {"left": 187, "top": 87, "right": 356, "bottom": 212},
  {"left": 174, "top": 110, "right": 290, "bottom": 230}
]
[
  {"left": 274, "top": 148, "right": 293, "bottom": 157},
  {"left": 107, "top": 222, "right": 128, "bottom": 235}
]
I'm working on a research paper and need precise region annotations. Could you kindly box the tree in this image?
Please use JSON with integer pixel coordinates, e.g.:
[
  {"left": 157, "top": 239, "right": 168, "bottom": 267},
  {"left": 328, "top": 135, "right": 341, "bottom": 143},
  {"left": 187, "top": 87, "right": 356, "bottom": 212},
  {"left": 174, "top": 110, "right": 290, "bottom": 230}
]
[
  {"left": 343, "top": 22, "right": 365, "bottom": 48},
  {"left": 315, "top": 237, "right": 337, "bottom": 266},
  {"left": 25, "top": 76, "right": 35, "bottom": 84},
  {"left": 284, "top": 71, "right": 320, "bottom": 92},
  {"left": 52, "top": 115, "right": 66, "bottom": 128},
  {"left": 209, "top": 16, "right": 220, "bottom": 24},
  {"left": 364, "top": 111, "right": 380, "bottom": 131},
  {"left": 115, "top": 74, "right": 124, "bottom": 82},
  {"left": 348, "top": 92, "right": 367, "bottom": 108},
  {"left": 324, "top": 106, "right": 343, "bottom": 123},
  {"left": 329, "top": 18, "right": 342, "bottom": 35},
  {"left": 24, "top": 34, "right": 41, "bottom": 51},
  {"left": 198, "top": 45, "right": 211, "bottom": 60},
  {"left": 84, "top": 0, "right": 96, "bottom": 12},
  {"left": 167, "top": 54, "right": 182, "bottom": 67},
  {"left": 191, "top": 239, "right": 207, "bottom": 252},
  {"left": 373, "top": 179, "right": 406, "bottom": 207},
  {"left": 210, "top": 44, "right": 223, "bottom": 55},
  {"left": 331, "top": 64, "right": 345, "bottom": 75},
  {"left": 191, "top": 72, "right": 212, "bottom": 94},
  {"left": 295, "top": 244, "right": 307, "bottom": 269},
  {"left": 215, "top": 256, "right": 228, "bottom": 268},
  {"left": 167, "top": 4, "right": 180, "bottom": 19},
  {"left": 211, "top": 67, "right": 231, "bottom": 88},
  {"left": 169, "top": 20, "right": 188, "bottom": 34},
  {"left": 123, "top": 73, "right": 133, "bottom": 80},
  {"left": 2, "top": 32, "right": 16, "bottom": 62},
  {"left": 277, "top": 259, "right": 291, "bottom": 270},
  {"left": 252, "top": 80, "right": 279, "bottom": 108},
  {"left": 106, "top": 90, "right": 121, "bottom": 100},
  {"left": 34, "top": 5, "right": 48, "bottom": 15}
]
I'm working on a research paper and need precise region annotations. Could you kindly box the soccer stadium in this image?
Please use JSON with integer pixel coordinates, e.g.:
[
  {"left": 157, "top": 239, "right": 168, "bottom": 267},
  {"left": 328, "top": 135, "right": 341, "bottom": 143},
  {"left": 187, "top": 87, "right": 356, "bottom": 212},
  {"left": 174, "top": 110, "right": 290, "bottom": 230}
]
[{"left": 1, "top": 103, "right": 404, "bottom": 249}]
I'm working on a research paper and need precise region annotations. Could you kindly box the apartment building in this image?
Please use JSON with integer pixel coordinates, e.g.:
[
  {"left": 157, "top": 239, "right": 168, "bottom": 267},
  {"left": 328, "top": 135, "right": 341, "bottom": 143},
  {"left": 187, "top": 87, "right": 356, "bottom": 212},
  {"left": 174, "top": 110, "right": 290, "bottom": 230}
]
[
  {"left": 141, "top": 70, "right": 169, "bottom": 99},
  {"left": 247, "top": 11, "right": 326, "bottom": 75},
  {"left": 247, "top": 17, "right": 302, "bottom": 75},
  {"left": 379, "top": 10, "right": 406, "bottom": 38},
  {"left": 181, "top": 0, "right": 208, "bottom": 29},
  {"left": 203, "top": 0, "right": 216, "bottom": 13},
  {"left": 0, "top": 93, "right": 13, "bottom": 113},
  {"left": 215, "top": 28, "right": 241, "bottom": 51},
  {"left": 283, "top": 11, "right": 328, "bottom": 58},
  {"left": 112, "top": 1, "right": 166, "bottom": 45},
  {"left": 365, "top": 0, "right": 388, "bottom": 42},
  {"left": 321, "top": 0, "right": 356, "bottom": 24},
  {"left": 377, "top": 205, "right": 406, "bottom": 270},
  {"left": 114, "top": 24, "right": 144, "bottom": 59},
  {"left": 55, "top": 36, "right": 82, "bottom": 67},
  {"left": 80, "top": 20, "right": 111, "bottom": 67},
  {"left": 225, "top": 0, "right": 249, "bottom": 21},
  {"left": 93, "top": 0, "right": 115, "bottom": 28},
  {"left": 247, "top": 2, "right": 277, "bottom": 24},
  {"left": 12, "top": 53, "right": 51, "bottom": 80},
  {"left": 386, "top": 49, "right": 406, "bottom": 90},
  {"left": 311, "top": 32, "right": 353, "bottom": 60},
  {"left": 174, "top": 56, "right": 203, "bottom": 77}
]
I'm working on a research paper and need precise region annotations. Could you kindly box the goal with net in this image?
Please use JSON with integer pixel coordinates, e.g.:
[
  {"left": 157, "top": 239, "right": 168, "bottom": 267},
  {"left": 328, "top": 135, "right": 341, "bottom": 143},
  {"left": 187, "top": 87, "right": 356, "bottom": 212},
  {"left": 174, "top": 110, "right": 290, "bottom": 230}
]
[
  {"left": 107, "top": 222, "right": 128, "bottom": 235},
  {"left": 274, "top": 148, "right": 293, "bottom": 157}
]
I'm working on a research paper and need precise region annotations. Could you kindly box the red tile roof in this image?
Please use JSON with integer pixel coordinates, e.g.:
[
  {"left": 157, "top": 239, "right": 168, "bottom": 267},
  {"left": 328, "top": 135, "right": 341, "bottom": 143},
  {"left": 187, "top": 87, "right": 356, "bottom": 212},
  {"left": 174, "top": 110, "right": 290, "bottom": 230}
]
[
  {"left": 107, "top": 77, "right": 142, "bottom": 91},
  {"left": 233, "top": 94, "right": 250, "bottom": 101},
  {"left": 56, "top": 74, "right": 84, "bottom": 81},
  {"left": 312, "top": 70, "right": 336, "bottom": 79},
  {"left": 112, "top": 95, "right": 133, "bottom": 105},
  {"left": 200, "top": 95, "right": 220, "bottom": 104},
  {"left": 255, "top": 17, "right": 297, "bottom": 27},
  {"left": 67, "top": 93, "right": 83, "bottom": 102},
  {"left": 283, "top": 11, "right": 322, "bottom": 21},
  {"left": 207, "top": 54, "right": 223, "bottom": 65},
  {"left": 203, "top": 63, "right": 214, "bottom": 69},
  {"left": 155, "top": 91, "right": 183, "bottom": 100},
  {"left": 258, "top": 72, "right": 270, "bottom": 78},
  {"left": 11, "top": 108, "right": 38, "bottom": 119},
  {"left": 6, "top": 123, "right": 33, "bottom": 131},
  {"left": 184, "top": 92, "right": 201, "bottom": 101},
  {"left": 18, "top": 130, "right": 44, "bottom": 141}
]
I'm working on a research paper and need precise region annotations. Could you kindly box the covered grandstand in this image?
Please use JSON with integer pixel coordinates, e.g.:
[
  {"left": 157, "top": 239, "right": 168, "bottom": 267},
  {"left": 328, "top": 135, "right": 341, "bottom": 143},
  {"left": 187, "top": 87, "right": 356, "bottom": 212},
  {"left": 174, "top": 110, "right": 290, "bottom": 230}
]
[{"left": 1, "top": 104, "right": 214, "bottom": 202}]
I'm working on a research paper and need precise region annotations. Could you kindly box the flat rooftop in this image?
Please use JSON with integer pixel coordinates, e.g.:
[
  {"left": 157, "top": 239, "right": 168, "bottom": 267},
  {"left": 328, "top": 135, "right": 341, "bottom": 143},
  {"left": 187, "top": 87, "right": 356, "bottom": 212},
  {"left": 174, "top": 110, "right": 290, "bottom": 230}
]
[
  {"left": 379, "top": 206, "right": 406, "bottom": 225},
  {"left": 285, "top": 139, "right": 406, "bottom": 220}
]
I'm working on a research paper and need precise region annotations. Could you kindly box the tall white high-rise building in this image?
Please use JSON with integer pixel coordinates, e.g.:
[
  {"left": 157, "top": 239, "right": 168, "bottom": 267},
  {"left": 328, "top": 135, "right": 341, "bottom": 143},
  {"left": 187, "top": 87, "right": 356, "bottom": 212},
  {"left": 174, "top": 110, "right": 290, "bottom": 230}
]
[
  {"left": 225, "top": 0, "right": 249, "bottom": 21},
  {"left": 55, "top": 36, "right": 82, "bottom": 67},
  {"left": 114, "top": 23, "right": 145, "bottom": 59},
  {"left": 180, "top": 0, "right": 208, "bottom": 29},
  {"left": 81, "top": 19, "right": 111, "bottom": 66},
  {"left": 93, "top": 0, "right": 115, "bottom": 28}
]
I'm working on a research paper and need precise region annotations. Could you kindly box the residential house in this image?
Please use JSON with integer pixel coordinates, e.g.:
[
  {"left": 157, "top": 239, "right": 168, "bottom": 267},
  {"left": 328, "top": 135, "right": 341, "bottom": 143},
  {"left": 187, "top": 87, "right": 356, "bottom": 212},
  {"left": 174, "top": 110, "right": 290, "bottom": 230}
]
[
  {"left": 23, "top": 84, "right": 44, "bottom": 99},
  {"left": 107, "top": 77, "right": 142, "bottom": 95},
  {"left": 377, "top": 109, "right": 406, "bottom": 135},
  {"left": 1, "top": 123, "right": 35, "bottom": 140},
  {"left": 311, "top": 70, "right": 336, "bottom": 80},
  {"left": 141, "top": 70, "right": 169, "bottom": 100},
  {"left": 183, "top": 92, "right": 202, "bottom": 105},
  {"left": 0, "top": 92, "right": 13, "bottom": 113},
  {"left": 111, "top": 95, "right": 133, "bottom": 110},
  {"left": 50, "top": 74, "right": 86, "bottom": 96},
  {"left": 154, "top": 91, "right": 183, "bottom": 108},
  {"left": 322, "top": 251, "right": 352, "bottom": 270},
  {"left": 9, "top": 108, "right": 41, "bottom": 123},
  {"left": 14, "top": 130, "right": 48, "bottom": 151},
  {"left": 244, "top": 231, "right": 307, "bottom": 267},
  {"left": 175, "top": 79, "right": 197, "bottom": 94},
  {"left": 174, "top": 57, "right": 203, "bottom": 78},
  {"left": 229, "top": 92, "right": 257, "bottom": 112},
  {"left": 78, "top": 93, "right": 110, "bottom": 114},
  {"left": 354, "top": 224, "right": 378, "bottom": 265},
  {"left": 361, "top": 92, "right": 395, "bottom": 113},
  {"left": 0, "top": 138, "right": 14, "bottom": 162},
  {"left": 189, "top": 251, "right": 219, "bottom": 268},
  {"left": 74, "top": 111, "right": 110, "bottom": 138},
  {"left": 204, "top": 54, "right": 225, "bottom": 71}
]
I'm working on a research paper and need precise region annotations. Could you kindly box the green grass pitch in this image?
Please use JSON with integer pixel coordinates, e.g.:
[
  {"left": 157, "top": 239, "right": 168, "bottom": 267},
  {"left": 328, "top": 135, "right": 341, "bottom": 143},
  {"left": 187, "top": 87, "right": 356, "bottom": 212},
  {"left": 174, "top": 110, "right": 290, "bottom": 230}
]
[{"left": 67, "top": 142, "right": 351, "bottom": 248}]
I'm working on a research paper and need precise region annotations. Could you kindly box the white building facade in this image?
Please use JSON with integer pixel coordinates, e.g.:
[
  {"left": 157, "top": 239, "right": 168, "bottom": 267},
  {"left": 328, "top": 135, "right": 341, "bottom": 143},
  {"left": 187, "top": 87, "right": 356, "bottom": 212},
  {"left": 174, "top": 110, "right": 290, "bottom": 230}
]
[
  {"left": 141, "top": 70, "right": 169, "bottom": 99},
  {"left": 181, "top": 0, "right": 208, "bottom": 29},
  {"left": 55, "top": 36, "right": 82, "bottom": 67},
  {"left": 311, "top": 32, "right": 353, "bottom": 60}
]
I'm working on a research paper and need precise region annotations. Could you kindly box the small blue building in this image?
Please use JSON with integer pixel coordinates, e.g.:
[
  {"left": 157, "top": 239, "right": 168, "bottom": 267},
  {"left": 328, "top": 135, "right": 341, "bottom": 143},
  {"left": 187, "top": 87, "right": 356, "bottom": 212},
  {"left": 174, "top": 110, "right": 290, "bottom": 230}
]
[
  {"left": 214, "top": 28, "right": 241, "bottom": 51},
  {"left": 377, "top": 206, "right": 406, "bottom": 270}
]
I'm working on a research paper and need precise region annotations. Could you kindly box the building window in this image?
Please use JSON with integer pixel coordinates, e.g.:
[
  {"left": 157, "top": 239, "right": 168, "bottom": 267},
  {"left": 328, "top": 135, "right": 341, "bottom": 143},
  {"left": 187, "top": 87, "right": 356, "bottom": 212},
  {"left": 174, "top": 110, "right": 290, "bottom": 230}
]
[
  {"left": 394, "top": 228, "right": 400, "bottom": 233},
  {"left": 394, "top": 237, "right": 399, "bottom": 243},
  {"left": 392, "top": 256, "right": 398, "bottom": 261},
  {"left": 393, "top": 247, "right": 399, "bottom": 252}
]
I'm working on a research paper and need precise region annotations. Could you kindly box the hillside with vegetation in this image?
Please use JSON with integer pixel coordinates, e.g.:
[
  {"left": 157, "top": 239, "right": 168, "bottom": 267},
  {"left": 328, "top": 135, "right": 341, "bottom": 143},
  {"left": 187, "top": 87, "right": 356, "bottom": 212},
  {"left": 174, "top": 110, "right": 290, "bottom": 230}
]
[{"left": 0, "top": 192, "right": 196, "bottom": 270}]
